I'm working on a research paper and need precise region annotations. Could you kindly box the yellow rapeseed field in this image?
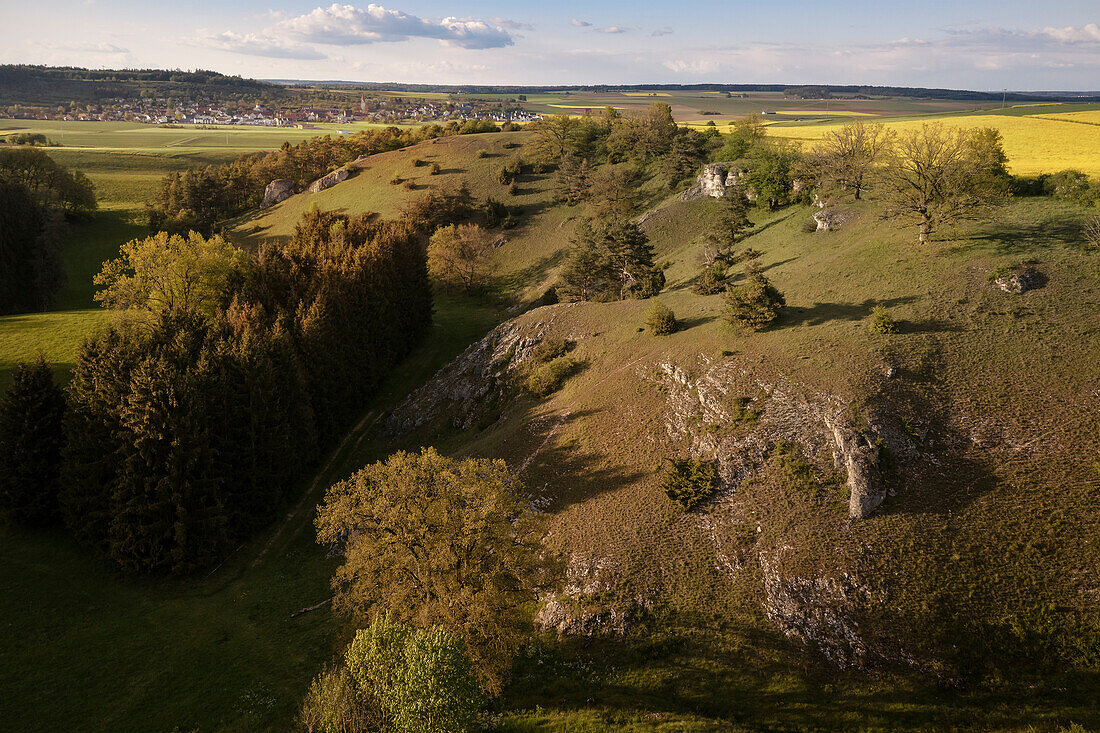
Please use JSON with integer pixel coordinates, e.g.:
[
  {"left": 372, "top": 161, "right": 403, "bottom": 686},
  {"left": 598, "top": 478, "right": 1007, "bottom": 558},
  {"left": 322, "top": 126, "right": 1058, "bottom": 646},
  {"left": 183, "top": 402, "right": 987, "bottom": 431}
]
[
  {"left": 1032, "top": 110, "right": 1100, "bottom": 125},
  {"left": 764, "top": 114, "right": 1100, "bottom": 177}
]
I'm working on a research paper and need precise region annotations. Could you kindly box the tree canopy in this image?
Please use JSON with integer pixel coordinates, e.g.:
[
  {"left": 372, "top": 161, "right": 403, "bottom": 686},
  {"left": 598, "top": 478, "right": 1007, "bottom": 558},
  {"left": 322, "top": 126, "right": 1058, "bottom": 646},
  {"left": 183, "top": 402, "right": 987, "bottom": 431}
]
[{"left": 316, "top": 448, "right": 553, "bottom": 692}]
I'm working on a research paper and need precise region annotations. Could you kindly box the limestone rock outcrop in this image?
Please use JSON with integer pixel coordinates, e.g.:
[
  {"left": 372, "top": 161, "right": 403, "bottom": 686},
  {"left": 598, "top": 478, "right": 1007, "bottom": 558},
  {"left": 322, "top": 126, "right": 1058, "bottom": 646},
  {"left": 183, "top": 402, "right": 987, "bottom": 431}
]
[
  {"left": 261, "top": 179, "right": 294, "bottom": 208},
  {"left": 307, "top": 167, "right": 349, "bottom": 194},
  {"left": 681, "top": 162, "right": 743, "bottom": 201}
]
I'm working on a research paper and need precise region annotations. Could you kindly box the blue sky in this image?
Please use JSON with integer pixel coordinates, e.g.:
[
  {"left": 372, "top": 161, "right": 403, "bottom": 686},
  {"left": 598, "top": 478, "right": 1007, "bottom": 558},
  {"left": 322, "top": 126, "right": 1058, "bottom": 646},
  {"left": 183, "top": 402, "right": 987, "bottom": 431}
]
[{"left": 3, "top": 1, "right": 1098, "bottom": 89}]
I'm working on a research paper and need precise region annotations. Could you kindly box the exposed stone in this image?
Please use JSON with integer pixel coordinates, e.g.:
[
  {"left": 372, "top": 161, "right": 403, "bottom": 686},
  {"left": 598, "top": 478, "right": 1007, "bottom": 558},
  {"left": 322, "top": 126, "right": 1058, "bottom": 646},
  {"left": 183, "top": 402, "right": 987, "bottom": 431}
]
[
  {"left": 383, "top": 306, "right": 577, "bottom": 438},
  {"left": 307, "top": 167, "right": 349, "bottom": 194},
  {"left": 994, "top": 267, "right": 1046, "bottom": 294},
  {"left": 812, "top": 207, "right": 855, "bottom": 232},
  {"left": 261, "top": 179, "right": 294, "bottom": 208},
  {"left": 824, "top": 413, "right": 886, "bottom": 519},
  {"left": 535, "top": 554, "right": 651, "bottom": 636},
  {"left": 759, "top": 547, "right": 883, "bottom": 668},
  {"left": 680, "top": 162, "right": 743, "bottom": 201},
  {"left": 645, "top": 357, "right": 892, "bottom": 520}
]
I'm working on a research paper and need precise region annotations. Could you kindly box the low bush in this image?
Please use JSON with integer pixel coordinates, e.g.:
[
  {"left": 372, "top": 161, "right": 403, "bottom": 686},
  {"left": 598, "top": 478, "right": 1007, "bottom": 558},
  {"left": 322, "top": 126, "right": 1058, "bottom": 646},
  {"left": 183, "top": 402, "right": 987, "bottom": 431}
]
[
  {"left": 412, "top": 158, "right": 427, "bottom": 167},
  {"left": 390, "top": 174, "right": 403, "bottom": 185},
  {"left": 525, "top": 356, "right": 577, "bottom": 397},
  {"left": 868, "top": 306, "right": 898, "bottom": 334},
  {"left": 476, "top": 149, "right": 489, "bottom": 159},
  {"left": 429, "top": 162, "right": 441, "bottom": 175},
  {"left": 661, "top": 458, "right": 718, "bottom": 509},
  {"left": 692, "top": 263, "right": 727, "bottom": 295},
  {"left": 645, "top": 302, "right": 677, "bottom": 335},
  {"left": 723, "top": 274, "right": 785, "bottom": 330}
]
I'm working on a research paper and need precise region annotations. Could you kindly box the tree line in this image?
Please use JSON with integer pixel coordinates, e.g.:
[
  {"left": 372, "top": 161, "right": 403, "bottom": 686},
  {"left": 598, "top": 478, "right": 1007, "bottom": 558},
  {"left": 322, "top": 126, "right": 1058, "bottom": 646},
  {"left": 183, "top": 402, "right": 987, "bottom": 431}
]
[
  {"left": 0, "top": 147, "right": 97, "bottom": 314},
  {"left": 0, "top": 200, "right": 444, "bottom": 573}
]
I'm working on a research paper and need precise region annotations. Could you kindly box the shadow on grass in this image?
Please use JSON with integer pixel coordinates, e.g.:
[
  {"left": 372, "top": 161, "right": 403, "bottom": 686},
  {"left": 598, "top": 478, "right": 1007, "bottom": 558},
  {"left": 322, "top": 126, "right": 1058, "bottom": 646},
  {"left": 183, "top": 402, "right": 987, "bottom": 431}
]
[
  {"left": 516, "top": 407, "right": 650, "bottom": 514},
  {"left": 782, "top": 296, "right": 919, "bottom": 327}
]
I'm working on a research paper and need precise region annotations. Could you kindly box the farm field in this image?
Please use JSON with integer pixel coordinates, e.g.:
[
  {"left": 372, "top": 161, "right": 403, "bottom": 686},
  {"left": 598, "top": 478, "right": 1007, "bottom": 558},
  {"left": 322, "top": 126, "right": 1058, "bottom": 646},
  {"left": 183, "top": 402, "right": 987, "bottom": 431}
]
[{"left": 768, "top": 107, "right": 1100, "bottom": 176}]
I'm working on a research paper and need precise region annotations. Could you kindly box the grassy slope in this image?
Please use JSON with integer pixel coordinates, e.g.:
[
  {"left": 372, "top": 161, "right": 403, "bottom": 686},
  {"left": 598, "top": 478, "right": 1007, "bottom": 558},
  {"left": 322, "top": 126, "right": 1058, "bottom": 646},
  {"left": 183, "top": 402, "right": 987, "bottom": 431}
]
[{"left": 370, "top": 193, "right": 1100, "bottom": 729}]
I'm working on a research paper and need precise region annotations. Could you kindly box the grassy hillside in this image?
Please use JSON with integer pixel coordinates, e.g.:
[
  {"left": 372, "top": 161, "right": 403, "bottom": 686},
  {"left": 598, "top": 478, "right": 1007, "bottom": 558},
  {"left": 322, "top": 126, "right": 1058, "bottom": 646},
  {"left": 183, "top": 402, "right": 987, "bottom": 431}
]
[{"left": 2, "top": 125, "right": 1098, "bottom": 730}]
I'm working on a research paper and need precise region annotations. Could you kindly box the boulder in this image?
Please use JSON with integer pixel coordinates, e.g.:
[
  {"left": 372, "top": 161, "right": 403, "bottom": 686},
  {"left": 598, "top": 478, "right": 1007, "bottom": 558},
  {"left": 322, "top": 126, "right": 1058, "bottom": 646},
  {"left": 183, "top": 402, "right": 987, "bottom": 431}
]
[
  {"left": 307, "top": 167, "right": 349, "bottom": 194},
  {"left": 260, "top": 179, "right": 294, "bottom": 208},
  {"left": 994, "top": 267, "right": 1046, "bottom": 294},
  {"left": 812, "top": 207, "right": 854, "bottom": 232}
]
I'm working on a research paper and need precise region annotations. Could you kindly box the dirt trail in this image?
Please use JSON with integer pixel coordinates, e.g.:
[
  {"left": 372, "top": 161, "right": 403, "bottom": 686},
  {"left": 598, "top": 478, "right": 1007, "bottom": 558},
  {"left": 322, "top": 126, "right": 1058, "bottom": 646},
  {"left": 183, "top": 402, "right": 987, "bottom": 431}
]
[{"left": 249, "top": 409, "right": 380, "bottom": 568}]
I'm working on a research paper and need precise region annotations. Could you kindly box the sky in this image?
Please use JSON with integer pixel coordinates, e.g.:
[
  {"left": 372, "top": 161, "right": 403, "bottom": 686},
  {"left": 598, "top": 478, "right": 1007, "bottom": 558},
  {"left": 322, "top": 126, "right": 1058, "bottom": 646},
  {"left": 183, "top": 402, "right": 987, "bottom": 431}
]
[{"left": 3, "top": 1, "right": 1099, "bottom": 90}]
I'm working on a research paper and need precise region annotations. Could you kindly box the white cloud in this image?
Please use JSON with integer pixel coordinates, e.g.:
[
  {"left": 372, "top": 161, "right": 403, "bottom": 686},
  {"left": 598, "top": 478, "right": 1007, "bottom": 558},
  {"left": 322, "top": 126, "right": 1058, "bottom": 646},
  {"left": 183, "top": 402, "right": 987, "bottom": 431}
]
[
  {"left": 571, "top": 19, "right": 591, "bottom": 28},
  {"left": 1036, "top": 23, "right": 1100, "bottom": 44},
  {"left": 198, "top": 30, "right": 327, "bottom": 60},
  {"left": 272, "top": 3, "right": 513, "bottom": 49},
  {"left": 34, "top": 41, "right": 129, "bottom": 54},
  {"left": 596, "top": 26, "right": 628, "bottom": 34},
  {"left": 490, "top": 17, "right": 534, "bottom": 32}
]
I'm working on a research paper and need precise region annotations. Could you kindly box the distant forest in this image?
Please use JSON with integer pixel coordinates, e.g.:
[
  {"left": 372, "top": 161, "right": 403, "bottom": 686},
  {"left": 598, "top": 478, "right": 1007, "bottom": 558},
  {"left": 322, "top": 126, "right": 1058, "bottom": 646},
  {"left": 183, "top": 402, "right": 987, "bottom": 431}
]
[
  {"left": 0, "top": 65, "right": 284, "bottom": 105},
  {"left": 277, "top": 81, "right": 1100, "bottom": 103}
]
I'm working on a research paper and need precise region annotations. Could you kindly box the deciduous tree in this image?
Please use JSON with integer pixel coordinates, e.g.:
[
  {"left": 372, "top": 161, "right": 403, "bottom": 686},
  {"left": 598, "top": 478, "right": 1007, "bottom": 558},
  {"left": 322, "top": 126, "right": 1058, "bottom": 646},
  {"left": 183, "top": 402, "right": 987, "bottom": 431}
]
[
  {"left": 879, "top": 123, "right": 1007, "bottom": 244},
  {"left": 316, "top": 448, "right": 553, "bottom": 692}
]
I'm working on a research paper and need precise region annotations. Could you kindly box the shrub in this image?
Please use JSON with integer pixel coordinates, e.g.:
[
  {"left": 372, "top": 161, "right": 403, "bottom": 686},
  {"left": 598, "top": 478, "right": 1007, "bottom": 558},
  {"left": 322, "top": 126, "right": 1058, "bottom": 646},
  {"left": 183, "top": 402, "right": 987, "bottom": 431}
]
[
  {"left": 868, "top": 306, "right": 898, "bottom": 334},
  {"left": 475, "top": 149, "right": 489, "bottom": 159},
  {"left": 692, "top": 263, "right": 727, "bottom": 295},
  {"left": 530, "top": 337, "right": 570, "bottom": 364},
  {"left": 723, "top": 274, "right": 785, "bottom": 330},
  {"left": 412, "top": 158, "right": 427, "bottom": 167},
  {"left": 390, "top": 174, "right": 403, "bottom": 185},
  {"left": 645, "top": 302, "right": 677, "bottom": 335},
  {"left": 525, "top": 356, "right": 577, "bottom": 397},
  {"left": 770, "top": 440, "right": 817, "bottom": 495},
  {"left": 508, "top": 181, "right": 520, "bottom": 196},
  {"left": 801, "top": 218, "right": 819, "bottom": 233},
  {"left": 403, "top": 180, "right": 416, "bottom": 190},
  {"left": 298, "top": 664, "right": 377, "bottom": 733},
  {"left": 429, "top": 162, "right": 441, "bottom": 175},
  {"left": 661, "top": 458, "right": 718, "bottom": 509}
]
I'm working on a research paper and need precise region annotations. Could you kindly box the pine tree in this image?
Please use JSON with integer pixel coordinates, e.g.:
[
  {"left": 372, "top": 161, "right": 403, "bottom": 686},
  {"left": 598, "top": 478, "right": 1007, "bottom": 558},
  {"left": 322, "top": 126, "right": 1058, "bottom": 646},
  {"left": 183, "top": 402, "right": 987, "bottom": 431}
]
[{"left": 0, "top": 357, "right": 66, "bottom": 523}]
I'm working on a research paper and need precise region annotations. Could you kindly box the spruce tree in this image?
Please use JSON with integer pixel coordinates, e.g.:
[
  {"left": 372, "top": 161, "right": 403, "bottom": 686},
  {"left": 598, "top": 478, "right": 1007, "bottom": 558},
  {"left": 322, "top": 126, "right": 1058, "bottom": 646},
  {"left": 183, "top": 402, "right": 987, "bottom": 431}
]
[{"left": 0, "top": 357, "right": 66, "bottom": 523}]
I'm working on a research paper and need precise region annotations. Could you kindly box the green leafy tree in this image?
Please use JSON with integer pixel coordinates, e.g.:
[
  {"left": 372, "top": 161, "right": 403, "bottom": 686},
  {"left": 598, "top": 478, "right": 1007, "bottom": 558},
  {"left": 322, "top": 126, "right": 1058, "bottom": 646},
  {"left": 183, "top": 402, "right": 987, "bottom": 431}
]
[
  {"left": 0, "top": 357, "right": 66, "bottom": 523},
  {"left": 716, "top": 113, "right": 768, "bottom": 161},
  {"left": 427, "top": 223, "right": 496, "bottom": 293},
  {"left": 316, "top": 448, "right": 553, "bottom": 692},
  {"left": 743, "top": 140, "right": 802, "bottom": 210},
  {"left": 298, "top": 665, "right": 378, "bottom": 733},
  {"left": 345, "top": 615, "right": 483, "bottom": 733},
  {"left": 94, "top": 231, "right": 248, "bottom": 318}
]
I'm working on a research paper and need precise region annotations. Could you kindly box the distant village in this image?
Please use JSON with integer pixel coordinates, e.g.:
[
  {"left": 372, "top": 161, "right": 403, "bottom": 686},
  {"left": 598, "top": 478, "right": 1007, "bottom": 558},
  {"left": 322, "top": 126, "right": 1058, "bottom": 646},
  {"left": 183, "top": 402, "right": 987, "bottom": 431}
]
[{"left": 0, "top": 93, "right": 542, "bottom": 126}]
